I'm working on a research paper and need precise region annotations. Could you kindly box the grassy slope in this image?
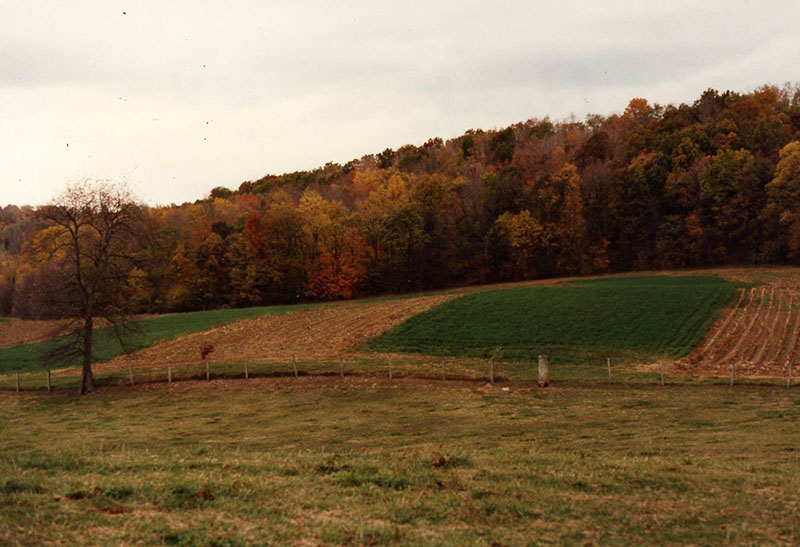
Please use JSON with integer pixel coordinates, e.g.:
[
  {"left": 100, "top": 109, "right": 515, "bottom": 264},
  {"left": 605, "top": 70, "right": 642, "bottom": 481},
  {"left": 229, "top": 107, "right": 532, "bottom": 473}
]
[
  {"left": 0, "top": 304, "right": 320, "bottom": 374},
  {"left": 366, "top": 276, "right": 738, "bottom": 364},
  {"left": 1, "top": 382, "right": 798, "bottom": 545}
]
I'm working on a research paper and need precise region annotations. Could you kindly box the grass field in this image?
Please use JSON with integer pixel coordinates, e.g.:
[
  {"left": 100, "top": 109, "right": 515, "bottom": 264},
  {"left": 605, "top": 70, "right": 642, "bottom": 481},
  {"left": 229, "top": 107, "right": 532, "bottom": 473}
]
[
  {"left": 366, "top": 276, "right": 738, "bottom": 365},
  {"left": 0, "top": 304, "right": 321, "bottom": 374},
  {"left": 1, "top": 380, "right": 799, "bottom": 545}
]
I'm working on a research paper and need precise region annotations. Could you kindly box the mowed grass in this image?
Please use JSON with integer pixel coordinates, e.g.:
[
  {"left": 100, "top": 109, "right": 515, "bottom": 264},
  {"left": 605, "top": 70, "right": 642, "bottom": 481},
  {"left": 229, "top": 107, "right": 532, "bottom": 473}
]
[
  {"left": 366, "top": 276, "right": 738, "bottom": 365},
  {"left": 0, "top": 304, "right": 321, "bottom": 374},
  {"left": 1, "top": 380, "right": 799, "bottom": 545}
]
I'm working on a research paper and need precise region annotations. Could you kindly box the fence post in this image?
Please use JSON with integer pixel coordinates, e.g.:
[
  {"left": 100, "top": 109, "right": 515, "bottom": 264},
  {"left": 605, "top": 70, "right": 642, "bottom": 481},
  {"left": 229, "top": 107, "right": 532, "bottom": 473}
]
[
  {"left": 389, "top": 355, "right": 393, "bottom": 380},
  {"left": 15, "top": 372, "right": 20, "bottom": 392},
  {"left": 538, "top": 355, "right": 549, "bottom": 387},
  {"left": 441, "top": 358, "right": 445, "bottom": 381},
  {"left": 46, "top": 370, "right": 51, "bottom": 392},
  {"left": 730, "top": 363, "right": 735, "bottom": 386},
  {"left": 128, "top": 362, "right": 134, "bottom": 385},
  {"left": 167, "top": 363, "right": 172, "bottom": 383},
  {"left": 292, "top": 354, "right": 298, "bottom": 378},
  {"left": 489, "top": 358, "right": 494, "bottom": 384},
  {"left": 338, "top": 355, "right": 344, "bottom": 378},
  {"left": 244, "top": 362, "right": 249, "bottom": 380},
  {"left": 659, "top": 360, "right": 664, "bottom": 387},
  {"left": 206, "top": 357, "right": 210, "bottom": 381},
  {"left": 607, "top": 357, "right": 611, "bottom": 384}
]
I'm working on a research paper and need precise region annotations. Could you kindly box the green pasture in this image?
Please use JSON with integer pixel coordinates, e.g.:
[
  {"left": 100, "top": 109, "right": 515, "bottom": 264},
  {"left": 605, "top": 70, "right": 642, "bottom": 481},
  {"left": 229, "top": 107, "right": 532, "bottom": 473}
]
[
  {"left": 1, "top": 381, "right": 798, "bottom": 545},
  {"left": 366, "top": 276, "right": 738, "bottom": 365}
]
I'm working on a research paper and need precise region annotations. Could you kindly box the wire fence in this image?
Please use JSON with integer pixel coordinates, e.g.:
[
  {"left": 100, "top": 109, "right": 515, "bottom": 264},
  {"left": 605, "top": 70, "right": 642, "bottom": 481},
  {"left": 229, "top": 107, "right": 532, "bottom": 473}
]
[{"left": 0, "top": 353, "right": 797, "bottom": 393}]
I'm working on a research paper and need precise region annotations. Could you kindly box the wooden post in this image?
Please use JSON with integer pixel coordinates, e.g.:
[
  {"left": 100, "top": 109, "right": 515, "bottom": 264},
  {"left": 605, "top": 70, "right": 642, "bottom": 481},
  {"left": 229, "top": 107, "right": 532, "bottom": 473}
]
[
  {"left": 338, "top": 355, "right": 344, "bottom": 378},
  {"left": 128, "top": 362, "right": 134, "bottom": 385},
  {"left": 441, "top": 358, "right": 445, "bottom": 381},
  {"left": 244, "top": 362, "right": 249, "bottom": 380},
  {"left": 659, "top": 360, "right": 664, "bottom": 386},
  {"left": 46, "top": 370, "right": 51, "bottom": 392},
  {"left": 489, "top": 358, "right": 494, "bottom": 384},
  {"left": 292, "top": 354, "right": 298, "bottom": 378},
  {"left": 15, "top": 372, "right": 20, "bottom": 392},
  {"left": 730, "top": 363, "right": 735, "bottom": 386},
  {"left": 788, "top": 361, "right": 792, "bottom": 388},
  {"left": 607, "top": 357, "right": 611, "bottom": 383},
  {"left": 206, "top": 357, "right": 210, "bottom": 381},
  {"left": 167, "top": 363, "right": 172, "bottom": 383},
  {"left": 538, "top": 355, "right": 549, "bottom": 387},
  {"left": 389, "top": 355, "right": 393, "bottom": 380}
]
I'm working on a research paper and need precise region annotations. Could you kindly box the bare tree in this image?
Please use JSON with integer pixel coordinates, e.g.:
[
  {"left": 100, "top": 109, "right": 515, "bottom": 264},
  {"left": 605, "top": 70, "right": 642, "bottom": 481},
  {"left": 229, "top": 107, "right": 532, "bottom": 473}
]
[{"left": 36, "top": 180, "right": 145, "bottom": 394}]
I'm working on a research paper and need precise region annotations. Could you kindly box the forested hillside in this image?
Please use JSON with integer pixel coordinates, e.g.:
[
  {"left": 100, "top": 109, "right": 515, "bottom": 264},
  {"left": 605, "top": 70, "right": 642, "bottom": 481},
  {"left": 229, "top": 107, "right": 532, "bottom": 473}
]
[{"left": 2, "top": 85, "right": 800, "bottom": 317}]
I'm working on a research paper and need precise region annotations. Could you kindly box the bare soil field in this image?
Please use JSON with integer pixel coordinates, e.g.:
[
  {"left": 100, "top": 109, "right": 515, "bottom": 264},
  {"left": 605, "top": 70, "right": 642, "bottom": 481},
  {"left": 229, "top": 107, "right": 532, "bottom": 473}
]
[
  {"left": 671, "top": 267, "right": 800, "bottom": 377},
  {"left": 90, "top": 294, "right": 456, "bottom": 377}
]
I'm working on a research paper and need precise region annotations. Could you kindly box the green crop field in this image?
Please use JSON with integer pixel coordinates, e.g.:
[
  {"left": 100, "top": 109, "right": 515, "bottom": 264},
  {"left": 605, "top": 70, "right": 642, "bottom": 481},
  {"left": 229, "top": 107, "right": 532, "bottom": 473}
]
[
  {"left": 0, "top": 304, "right": 321, "bottom": 374},
  {"left": 1, "top": 380, "right": 799, "bottom": 545},
  {"left": 366, "top": 276, "right": 738, "bottom": 365}
]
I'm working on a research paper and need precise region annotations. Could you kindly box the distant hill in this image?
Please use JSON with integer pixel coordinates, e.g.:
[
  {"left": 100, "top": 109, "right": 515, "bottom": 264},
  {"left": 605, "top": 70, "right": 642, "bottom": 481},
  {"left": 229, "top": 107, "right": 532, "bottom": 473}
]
[{"left": 2, "top": 84, "right": 800, "bottom": 317}]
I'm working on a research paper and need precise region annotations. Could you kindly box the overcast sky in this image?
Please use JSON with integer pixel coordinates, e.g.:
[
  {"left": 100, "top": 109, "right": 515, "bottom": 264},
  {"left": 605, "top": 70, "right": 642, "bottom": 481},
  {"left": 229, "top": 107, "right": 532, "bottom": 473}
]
[{"left": 2, "top": 1, "right": 799, "bottom": 207}]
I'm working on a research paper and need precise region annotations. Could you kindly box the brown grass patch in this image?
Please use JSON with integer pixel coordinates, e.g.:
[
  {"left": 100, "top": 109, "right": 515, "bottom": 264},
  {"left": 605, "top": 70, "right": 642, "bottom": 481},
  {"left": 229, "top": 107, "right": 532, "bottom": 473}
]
[
  {"left": 0, "top": 318, "right": 71, "bottom": 349},
  {"left": 0, "top": 314, "right": 166, "bottom": 349}
]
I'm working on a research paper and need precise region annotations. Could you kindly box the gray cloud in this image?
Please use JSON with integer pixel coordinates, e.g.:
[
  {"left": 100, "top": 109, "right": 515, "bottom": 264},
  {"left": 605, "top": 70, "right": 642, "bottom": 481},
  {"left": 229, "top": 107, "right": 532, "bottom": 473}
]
[{"left": 1, "top": 1, "right": 799, "bottom": 206}]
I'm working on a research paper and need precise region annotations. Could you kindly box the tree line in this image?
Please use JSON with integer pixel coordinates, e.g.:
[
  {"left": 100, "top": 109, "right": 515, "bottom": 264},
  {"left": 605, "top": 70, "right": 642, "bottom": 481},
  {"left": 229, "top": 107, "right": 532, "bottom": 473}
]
[{"left": 2, "top": 84, "right": 800, "bottom": 319}]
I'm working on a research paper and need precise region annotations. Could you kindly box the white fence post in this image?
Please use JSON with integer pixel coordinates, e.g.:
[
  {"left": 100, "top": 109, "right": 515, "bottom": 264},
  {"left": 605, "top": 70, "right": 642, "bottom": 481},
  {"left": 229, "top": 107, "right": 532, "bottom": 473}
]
[{"left": 538, "top": 355, "right": 549, "bottom": 387}]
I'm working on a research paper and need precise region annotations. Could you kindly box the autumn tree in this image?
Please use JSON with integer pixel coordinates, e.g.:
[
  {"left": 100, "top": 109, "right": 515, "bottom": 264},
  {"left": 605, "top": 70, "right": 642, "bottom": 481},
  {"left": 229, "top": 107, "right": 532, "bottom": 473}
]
[
  {"left": 765, "top": 141, "right": 800, "bottom": 258},
  {"left": 35, "top": 180, "right": 145, "bottom": 394}
]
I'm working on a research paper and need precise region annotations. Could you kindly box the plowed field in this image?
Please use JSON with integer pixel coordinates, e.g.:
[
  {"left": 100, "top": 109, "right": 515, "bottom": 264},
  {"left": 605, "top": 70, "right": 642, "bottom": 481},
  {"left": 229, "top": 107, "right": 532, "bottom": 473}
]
[
  {"left": 93, "top": 294, "right": 456, "bottom": 376},
  {"left": 675, "top": 283, "right": 800, "bottom": 377}
]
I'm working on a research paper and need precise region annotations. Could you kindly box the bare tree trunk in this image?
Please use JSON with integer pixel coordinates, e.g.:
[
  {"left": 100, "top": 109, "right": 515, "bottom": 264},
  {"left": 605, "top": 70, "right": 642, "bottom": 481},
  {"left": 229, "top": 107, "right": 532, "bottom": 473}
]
[{"left": 79, "top": 316, "right": 95, "bottom": 394}]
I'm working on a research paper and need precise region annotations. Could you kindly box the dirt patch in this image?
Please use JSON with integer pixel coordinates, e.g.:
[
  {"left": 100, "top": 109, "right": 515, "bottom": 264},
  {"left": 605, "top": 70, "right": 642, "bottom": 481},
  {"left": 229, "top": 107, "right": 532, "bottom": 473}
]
[{"left": 95, "top": 294, "right": 456, "bottom": 376}]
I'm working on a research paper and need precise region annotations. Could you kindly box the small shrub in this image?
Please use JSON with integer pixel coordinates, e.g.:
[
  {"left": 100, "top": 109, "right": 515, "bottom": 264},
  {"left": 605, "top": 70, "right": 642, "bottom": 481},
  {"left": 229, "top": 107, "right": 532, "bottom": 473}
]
[{"left": 199, "top": 344, "right": 215, "bottom": 360}]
